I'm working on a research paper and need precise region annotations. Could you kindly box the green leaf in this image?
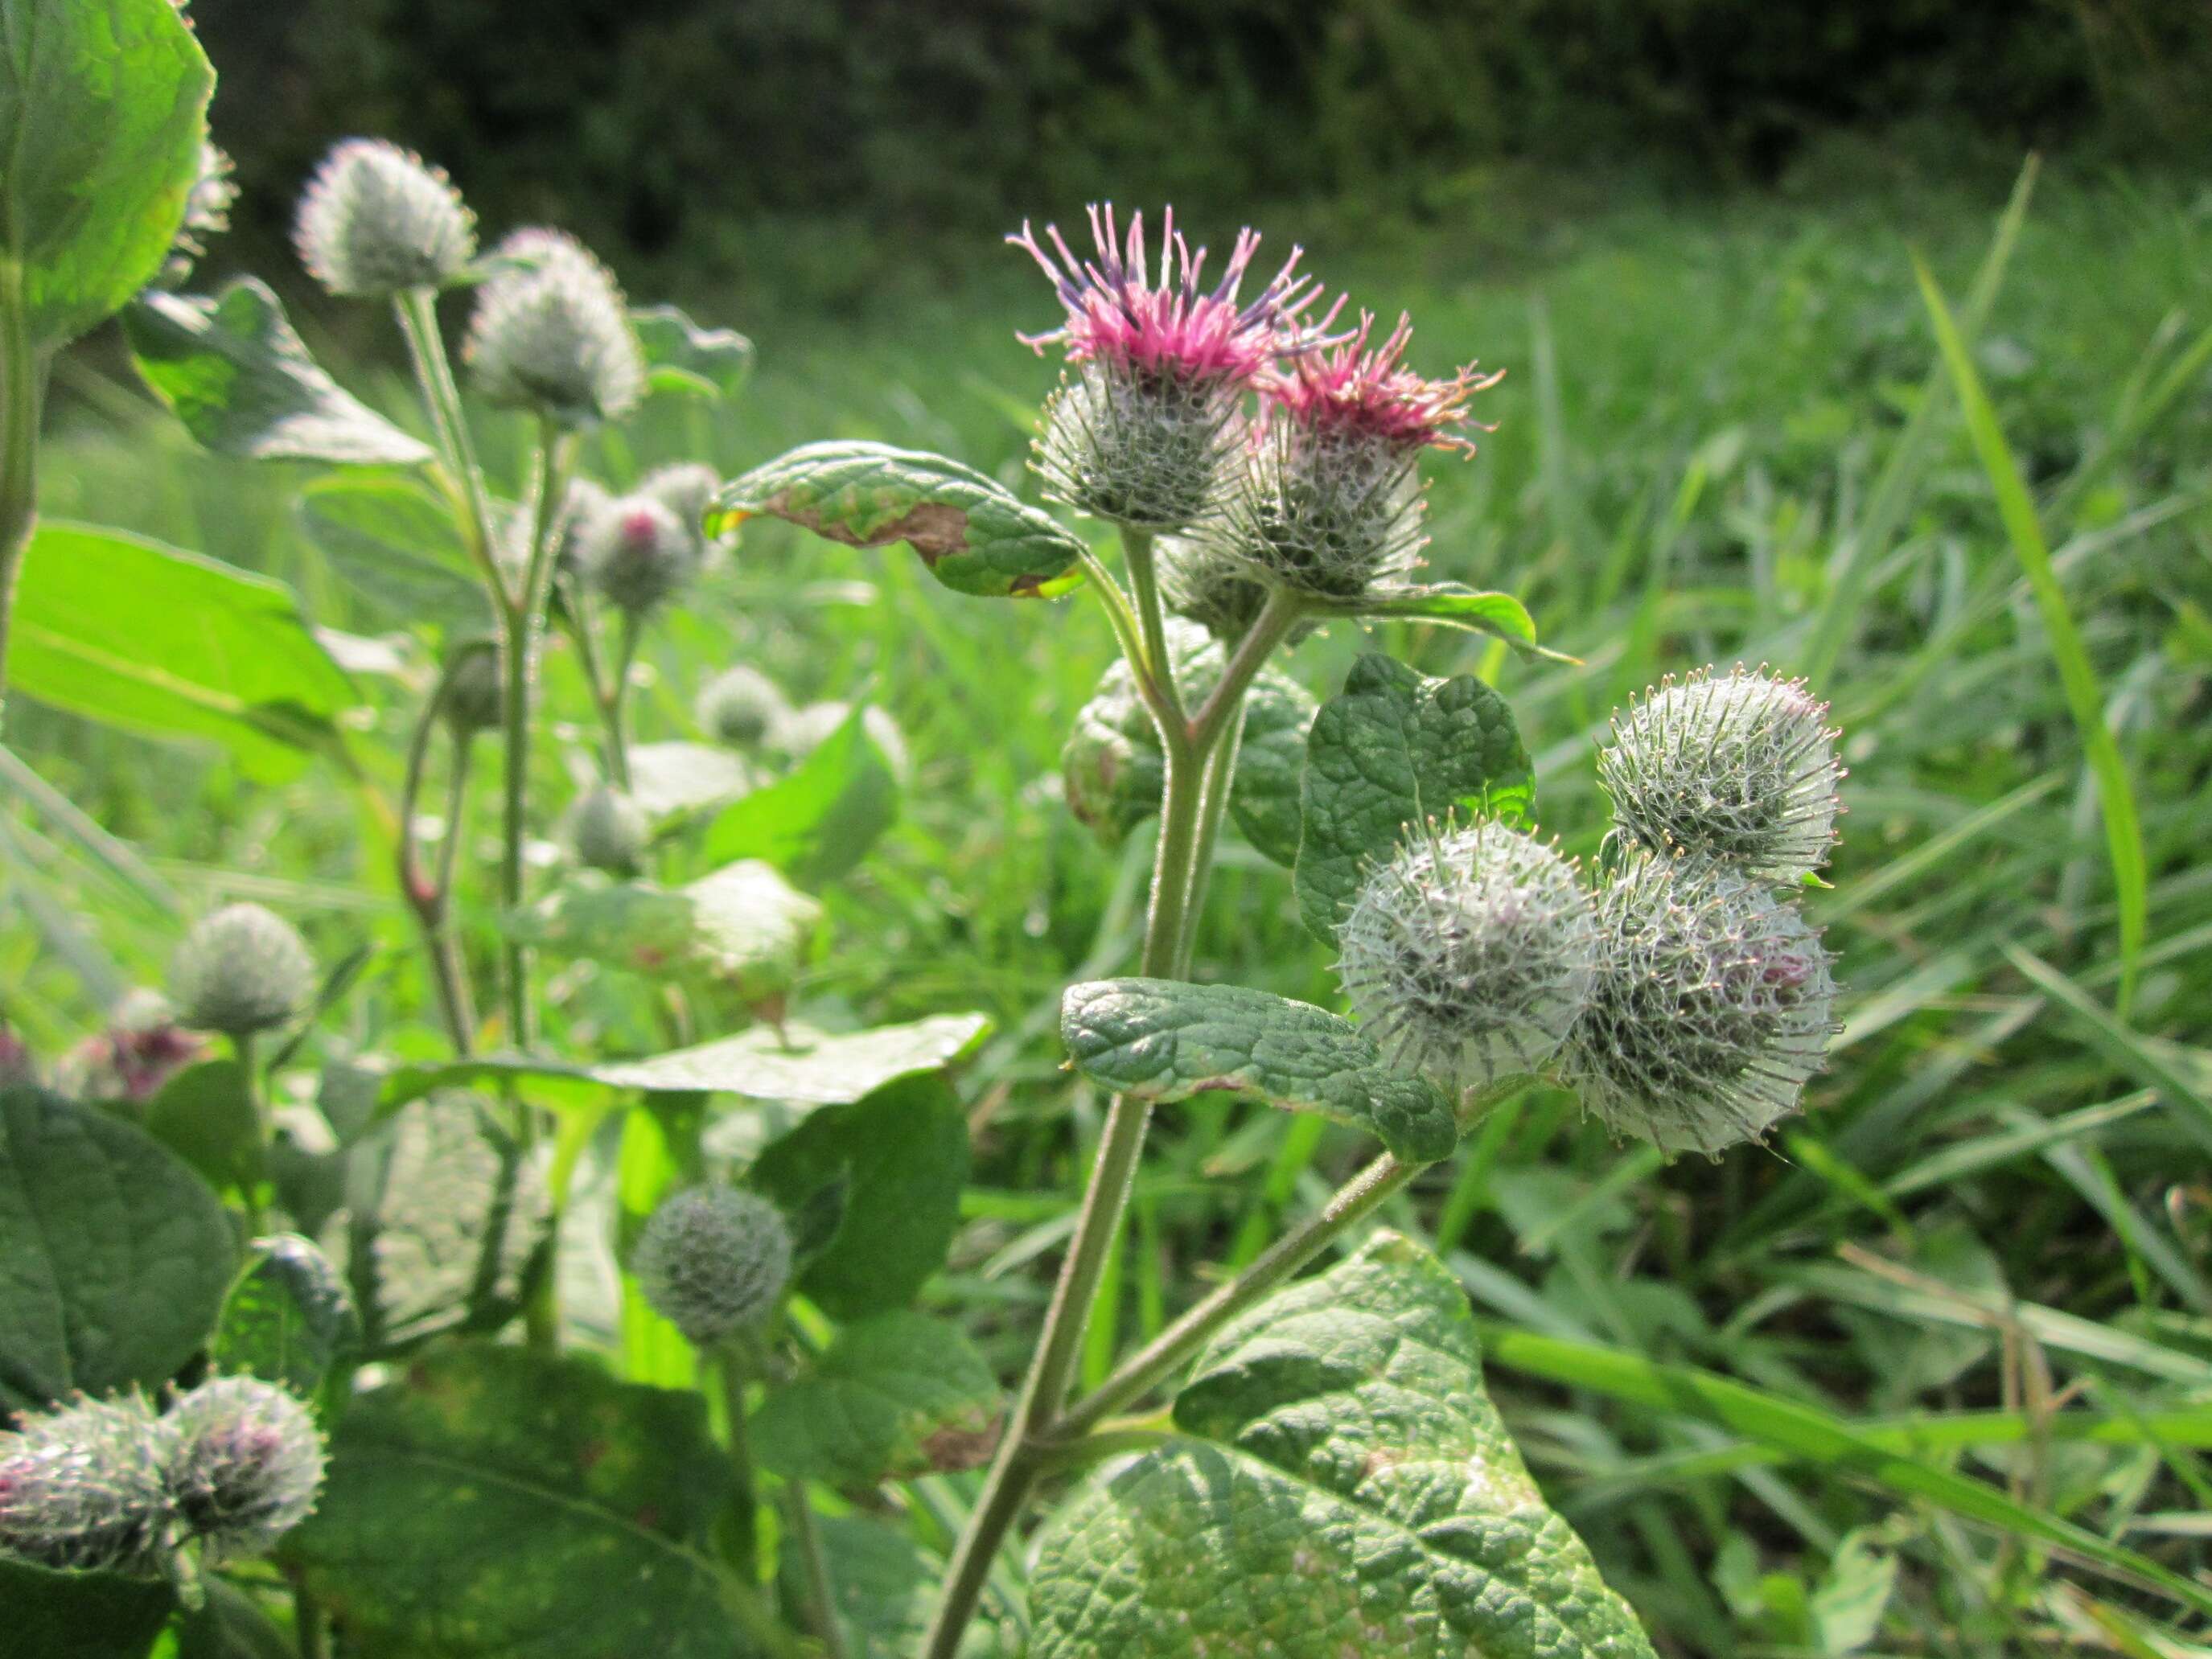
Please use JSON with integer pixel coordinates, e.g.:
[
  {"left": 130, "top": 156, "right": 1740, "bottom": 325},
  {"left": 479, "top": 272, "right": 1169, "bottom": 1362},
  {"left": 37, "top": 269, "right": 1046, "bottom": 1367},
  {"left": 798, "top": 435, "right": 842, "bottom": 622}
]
[
  {"left": 1062, "top": 620, "right": 1315, "bottom": 868},
  {"left": 0, "top": 0, "right": 213, "bottom": 346},
  {"left": 0, "top": 1083, "right": 236, "bottom": 1411},
  {"left": 211, "top": 1233, "right": 360, "bottom": 1400},
  {"left": 10, "top": 523, "right": 356, "bottom": 781},
  {"left": 750, "top": 1074, "right": 970, "bottom": 1320},
  {"left": 809, "top": 1515, "right": 1015, "bottom": 1659},
  {"left": 1060, "top": 978, "right": 1458, "bottom": 1164},
  {"left": 0, "top": 1561, "right": 173, "bottom": 1658},
  {"left": 627, "top": 740, "right": 764, "bottom": 820},
  {"left": 1330, "top": 582, "right": 1552, "bottom": 656},
  {"left": 1294, "top": 654, "right": 1532, "bottom": 944},
  {"left": 295, "top": 470, "right": 492, "bottom": 630},
  {"left": 1030, "top": 1233, "right": 1655, "bottom": 1659},
  {"left": 167, "top": 1576, "right": 296, "bottom": 1659},
  {"left": 711, "top": 441, "right": 1087, "bottom": 599},
  {"left": 632, "top": 303, "right": 755, "bottom": 400},
  {"left": 142, "top": 1057, "right": 261, "bottom": 1195},
  {"left": 288, "top": 1343, "right": 785, "bottom": 1657},
  {"left": 125, "top": 280, "right": 435, "bottom": 466},
  {"left": 752, "top": 1309, "right": 1000, "bottom": 1486},
  {"left": 702, "top": 702, "right": 898, "bottom": 882},
  {"left": 512, "top": 862, "right": 822, "bottom": 1000}
]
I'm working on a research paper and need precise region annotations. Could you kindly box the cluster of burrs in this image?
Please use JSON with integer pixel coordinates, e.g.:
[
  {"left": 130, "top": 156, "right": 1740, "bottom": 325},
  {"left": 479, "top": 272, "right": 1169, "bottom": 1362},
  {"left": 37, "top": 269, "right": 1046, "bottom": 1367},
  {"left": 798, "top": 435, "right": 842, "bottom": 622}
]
[
  {"left": 0, "top": 1377, "right": 325, "bottom": 1581},
  {"left": 1338, "top": 665, "right": 1845, "bottom": 1156}
]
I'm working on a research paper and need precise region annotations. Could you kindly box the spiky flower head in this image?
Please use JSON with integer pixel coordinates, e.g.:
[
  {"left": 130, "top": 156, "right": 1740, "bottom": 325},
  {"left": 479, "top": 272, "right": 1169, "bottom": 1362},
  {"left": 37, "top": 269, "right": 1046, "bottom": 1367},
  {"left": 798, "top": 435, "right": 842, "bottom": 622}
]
[
  {"left": 163, "top": 1377, "right": 324, "bottom": 1564},
  {"left": 1562, "top": 856, "right": 1839, "bottom": 1156},
  {"left": 61, "top": 989, "right": 205, "bottom": 1103},
  {"left": 1598, "top": 663, "right": 1844, "bottom": 885},
  {"left": 170, "top": 903, "right": 316, "bottom": 1039},
  {"left": 634, "top": 1186, "right": 792, "bottom": 1347},
  {"left": 637, "top": 463, "right": 725, "bottom": 547},
  {"left": 1338, "top": 821, "right": 1599, "bottom": 1091},
  {"left": 1013, "top": 204, "right": 1321, "bottom": 530},
  {"left": 1220, "top": 311, "right": 1499, "bottom": 601},
  {"left": 294, "top": 138, "right": 475, "bottom": 299},
  {"left": 464, "top": 228, "right": 642, "bottom": 427},
  {"left": 440, "top": 639, "right": 504, "bottom": 737},
  {"left": 157, "top": 143, "right": 239, "bottom": 291},
  {"left": 567, "top": 783, "right": 650, "bottom": 876},
  {"left": 0, "top": 1393, "right": 175, "bottom": 1578},
  {"left": 576, "top": 493, "right": 700, "bottom": 616},
  {"left": 696, "top": 665, "right": 789, "bottom": 749}
]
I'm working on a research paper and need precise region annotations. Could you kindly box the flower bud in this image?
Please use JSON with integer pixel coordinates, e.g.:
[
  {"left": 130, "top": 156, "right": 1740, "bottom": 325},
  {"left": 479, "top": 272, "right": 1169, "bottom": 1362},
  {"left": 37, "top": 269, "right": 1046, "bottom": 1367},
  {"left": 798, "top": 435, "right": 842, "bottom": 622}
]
[
  {"left": 294, "top": 138, "right": 475, "bottom": 299},
  {"left": 157, "top": 143, "right": 239, "bottom": 292},
  {"left": 637, "top": 463, "right": 723, "bottom": 545},
  {"left": 60, "top": 989, "right": 205, "bottom": 1103},
  {"left": 1562, "top": 856, "right": 1839, "bottom": 1156},
  {"left": 163, "top": 1377, "right": 325, "bottom": 1564},
  {"left": 1598, "top": 664, "right": 1844, "bottom": 885},
  {"left": 696, "top": 665, "right": 789, "bottom": 749},
  {"left": 170, "top": 903, "right": 317, "bottom": 1039},
  {"left": 566, "top": 783, "right": 650, "bottom": 876},
  {"left": 440, "top": 639, "right": 504, "bottom": 737},
  {"left": 634, "top": 1186, "right": 793, "bottom": 1347},
  {"left": 576, "top": 494, "right": 698, "bottom": 616},
  {"left": 0, "top": 1393, "right": 175, "bottom": 1578},
  {"left": 1338, "top": 821, "right": 1599, "bottom": 1090},
  {"left": 463, "top": 229, "right": 642, "bottom": 428}
]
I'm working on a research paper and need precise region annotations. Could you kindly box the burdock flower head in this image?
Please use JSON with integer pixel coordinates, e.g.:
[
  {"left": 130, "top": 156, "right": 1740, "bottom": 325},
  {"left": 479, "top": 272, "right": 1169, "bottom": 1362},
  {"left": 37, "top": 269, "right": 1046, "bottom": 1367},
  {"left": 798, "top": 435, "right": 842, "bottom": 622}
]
[
  {"left": 1220, "top": 310, "right": 1499, "bottom": 602},
  {"left": 1338, "top": 820, "right": 1599, "bottom": 1092},
  {"left": 634, "top": 1185, "right": 793, "bottom": 1347},
  {"left": 1562, "top": 856, "right": 1839, "bottom": 1157},
  {"left": 162, "top": 1377, "right": 326, "bottom": 1565},
  {"left": 0, "top": 1392, "right": 175, "bottom": 1579},
  {"left": 464, "top": 228, "right": 643, "bottom": 428},
  {"left": 1598, "top": 664, "right": 1845, "bottom": 885},
  {"left": 170, "top": 903, "right": 317, "bottom": 1040},
  {"left": 1013, "top": 205, "right": 1321, "bottom": 531},
  {"left": 294, "top": 138, "right": 475, "bottom": 299}
]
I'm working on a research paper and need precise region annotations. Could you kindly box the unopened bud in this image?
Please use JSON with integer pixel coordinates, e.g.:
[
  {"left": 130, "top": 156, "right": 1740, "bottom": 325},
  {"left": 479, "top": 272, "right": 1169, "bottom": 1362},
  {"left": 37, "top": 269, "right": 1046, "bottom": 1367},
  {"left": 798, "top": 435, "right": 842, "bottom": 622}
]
[
  {"left": 463, "top": 229, "right": 642, "bottom": 427},
  {"left": 696, "top": 666, "right": 788, "bottom": 749},
  {"left": 0, "top": 1393, "right": 175, "bottom": 1579},
  {"left": 170, "top": 903, "right": 316, "bottom": 1039},
  {"left": 637, "top": 463, "right": 723, "bottom": 545},
  {"left": 158, "top": 143, "right": 239, "bottom": 292},
  {"left": 634, "top": 1186, "right": 793, "bottom": 1347},
  {"left": 163, "top": 1377, "right": 325, "bottom": 1564},
  {"left": 294, "top": 138, "right": 475, "bottom": 299},
  {"left": 567, "top": 783, "right": 650, "bottom": 876},
  {"left": 440, "top": 639, "right": 504, "bottom": 737},
  {"left": 577, "top": 495, "right": 698, "bottom": 616}
]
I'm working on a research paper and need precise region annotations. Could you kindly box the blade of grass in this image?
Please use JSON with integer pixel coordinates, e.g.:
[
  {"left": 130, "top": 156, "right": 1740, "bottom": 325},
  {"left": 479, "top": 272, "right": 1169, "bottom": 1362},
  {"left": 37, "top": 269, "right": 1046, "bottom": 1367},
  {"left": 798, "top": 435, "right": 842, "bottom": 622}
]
[{"left": 2004, "top": 943, "right": 2212, "bottom": 1156}]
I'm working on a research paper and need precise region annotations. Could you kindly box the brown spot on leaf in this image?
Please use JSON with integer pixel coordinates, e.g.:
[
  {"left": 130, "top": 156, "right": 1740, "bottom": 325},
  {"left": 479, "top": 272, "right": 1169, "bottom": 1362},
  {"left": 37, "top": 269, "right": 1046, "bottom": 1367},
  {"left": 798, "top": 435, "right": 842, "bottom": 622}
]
[
  {"left": 920, "top": 1412, "right": 1002, "bottom": 1472},
  {"left": 1189, "top": 1076, "right": 1255, "bottom": 1097},
  {"left": 767, "top": 492, "right": 971, "bottom": 565}
]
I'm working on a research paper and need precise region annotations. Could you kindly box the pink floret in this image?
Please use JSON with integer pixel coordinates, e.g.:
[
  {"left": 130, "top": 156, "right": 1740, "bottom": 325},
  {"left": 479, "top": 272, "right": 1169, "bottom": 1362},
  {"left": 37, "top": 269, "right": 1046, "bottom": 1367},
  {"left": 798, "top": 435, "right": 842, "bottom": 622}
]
[
  {"left": 1264, "top": 311, "right": 1501, "bottom": 453},
  {"left": 1009, "top": 203, "right": 1320, "bottom": 388}
]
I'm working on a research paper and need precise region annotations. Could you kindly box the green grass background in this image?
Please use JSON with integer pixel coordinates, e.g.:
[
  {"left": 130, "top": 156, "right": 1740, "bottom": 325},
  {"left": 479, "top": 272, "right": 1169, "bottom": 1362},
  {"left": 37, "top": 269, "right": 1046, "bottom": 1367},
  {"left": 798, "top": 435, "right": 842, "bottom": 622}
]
[{"left": 9, "top": 155, "right": 2212, "bottom": 1649}]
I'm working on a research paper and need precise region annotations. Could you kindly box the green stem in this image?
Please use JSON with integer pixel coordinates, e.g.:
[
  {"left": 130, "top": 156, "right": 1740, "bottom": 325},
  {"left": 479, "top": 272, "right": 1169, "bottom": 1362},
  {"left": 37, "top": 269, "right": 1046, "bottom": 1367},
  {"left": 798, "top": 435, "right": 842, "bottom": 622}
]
[
  {"left": 1174, "top": 711, "right": 1243, "bottom": 977},
  {"left": 717, "top": 1345, "right": 759, "bottom": 1579},
  {"left": 0, "top": 293, "right": 45, "bottom": 732},
  {"left": 396, "top": 676, "right": 476, "bottom": 1053},
  {"left": 783, "top": 1481, "right": 849, "bottom": 1659},
  {"left": 1120, "top": 528, "right": 1186, "bottom": 729},
  {"left": 230, "top": 1029, "right": 269, "bottom": 1235},
  {"left": 600, "top": 608, "right": 640, "bottom": 790},
  {"left": 394, "top": 290, "right": 504, "bottom": 605},
  {"left": 290, "top": 1577, "right": 327, "bottom": 1659}
]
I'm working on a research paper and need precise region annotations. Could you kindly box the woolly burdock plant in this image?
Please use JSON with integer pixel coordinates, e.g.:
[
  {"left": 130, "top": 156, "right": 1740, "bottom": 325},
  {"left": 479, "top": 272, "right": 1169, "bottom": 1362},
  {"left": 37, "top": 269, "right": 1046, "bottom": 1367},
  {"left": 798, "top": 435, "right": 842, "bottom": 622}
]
[
  {"left": 170, "top": 902, "right": 316, "bottom": 1039},
  {"left": 0, "top": 1393, "right": 175, "bottom": 1578},
  {"left": 464, "top": 228, "right": 643, "bottom": 427},
  {"left": 163, "top": 1377, "right": 325, "bottom": 1564},
  {"left": 294, "top": 138, "right": 475, "bottom": 299},
  {"left": 1338, "top": 820, "right": 1598, "bottom": 1091},
  {"left": 1564, "top": 856, "right": 1839, "bottom": 1156},
  {"left": 1157, "top": 532, "right": 1273, "bottom": 643},
  {"left": 1599, "top": 663, "right": 1844, "bottom": 885},
  {"left": 1013, "top": 204, "right": 1320, "bottom": 530},
  {"left": 635, "top": 1186, "right": 793, "bottom": 1347},
  {"left": 1219, "top": 311, "right": 1499, "bottom": 602}
]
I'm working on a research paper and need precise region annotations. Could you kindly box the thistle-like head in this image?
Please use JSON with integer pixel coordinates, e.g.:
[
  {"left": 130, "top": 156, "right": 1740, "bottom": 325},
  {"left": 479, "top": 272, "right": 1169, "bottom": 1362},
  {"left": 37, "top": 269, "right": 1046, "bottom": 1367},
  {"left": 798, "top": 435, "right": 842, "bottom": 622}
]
[
  {"left": 162, "top": 1377, "right": 325, "bottom": 1564},
  {"left": 634, "top": 1186, "right": 793, "bottom": 1347},
  {"left": 1598, "top": 663, "right": 1844, "bottom": 885},
  {"left": 575, "top": 492, "right": 699, "bottom": 617},
  {"left": 294, "top": 138, "right": 475, "bottom": 299},
  {"left": 636, "top": 463, "right": 726, "bottom": 548},
  {"left": 696, "top": 665, "right": 789, "bottom": 749},
  {"left": 1338, "top": 821, "right": 1598, "bottom": 1092},
  {"left": 566, "top": 783, "right": 650, "bottom": 877},
  {"left": 170, "top": 903, "right": 316, "bottom": 1039},
  {"left": 61, "top": 989, "right": 206, "bottom": 1103},
  {"left": 1561, "top": 856, "right": 1839, "bottom": 1156},
  {"left": 1013, "top": 205, "right": 1320, "bottom": 530},
  {"left": 1219, "top": 312, "right": 1499, "bottom": 602},
  {"left": 0, "top": 1392, "right": 175, "bottom": 1579},
  {"left": 1156, "top": 533, "right": 1273, "bottom": 643},
  {"left": 439, "top": 639, "right": 504, "bottom": 738},
  {"left": 463, "top": 229, "right": 642, "bottom": 428}
]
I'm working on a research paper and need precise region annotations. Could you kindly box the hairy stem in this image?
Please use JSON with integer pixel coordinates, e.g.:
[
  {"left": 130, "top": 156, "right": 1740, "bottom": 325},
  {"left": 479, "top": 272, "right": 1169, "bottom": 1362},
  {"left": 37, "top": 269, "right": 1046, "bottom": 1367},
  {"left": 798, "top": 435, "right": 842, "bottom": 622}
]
[
  {"left": 1120, "top": 528, "right": 1186, "bottom": 729},
  {"left": 717, "top": 1345, "right": 759, "bottom": 1579},
  {"left": 230, "top": 1029, "right": 269, "bottom": 1235},
  {"left": 393, "top": 289, "right": 503, "bottom": 603},
  {"left": 1174, "top": 711, "right": 1243, "bottom": 977},
  {"left": 782, "top": 1482, "right": 848, "bottom": 1659},
  {"left": 0, "top": 293, "right": 45, "bottom": 731},
  {"left": 601, "top": 608, "right": 640, "bottom": 790},
  {"left": 396, "top": 675, "right": 477, "bottom": 1053}
]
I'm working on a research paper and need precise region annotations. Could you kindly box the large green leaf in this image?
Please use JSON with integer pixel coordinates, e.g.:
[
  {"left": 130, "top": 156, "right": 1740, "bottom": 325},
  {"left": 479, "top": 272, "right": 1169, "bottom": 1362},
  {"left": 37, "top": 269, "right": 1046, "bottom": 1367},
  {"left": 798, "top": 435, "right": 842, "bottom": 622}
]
[
  {"left": 0, "top": 1561, "right": 174, "bottom": 1659},
  {"left": 513, "top": 861, "right": 821, "bottom": 999},
  {"left": 287, "top": 1344, "right": 783, "bottom": 1657},
  {"left": 711, "top": 441, "right": 1087, "bottom": 598},
  {"left": 701, "top": 702, "right": 898, "bottom": 882},
  {"left": 212, "top": 1234, "right": 360, "bottom": 1401},
  {"left": 142, "top": 1057, "right": 260, "bottom": 1194},
  {"left": 752, "top": 1309, "right": 999, "bottom": 1486},
  {"left": 750, "top": 1074, "right": 970, "bottom": 1320},
  {"left": 125, "top": 280, "right": 434, "bottom": 466},
  {"left": 627, "top": 740, "right": 763, "bottom": 820},
  {"left": 1062, "top": 620, "right": 1316, "bottom": 868},
  {"left": 9, "top": 523, "right": 356, "bottom": 780},
  {"left": 0, "top": 1084, "right": 236, "bottom": 1410},
  {"left": 632, "top": 303, "right": 754, "bottom": 401},
  {"left": 0, "top": 0, "right": 213, "bottom": 346},
  {"left": 1294, "top": 654, "right": 1532, "bottom": 943},
  {"left": 808, "top": 1516, "right": 1015, "bottom": 1659},
  {"left": 1030, "top": 1233, "right": 1655, "bottom": 1659},
  {"left": 295, "top": 470, "right": 491, "bottom": 629},
  {"left": 1061, "top": 978, "right": 1459, "bottom": 1164}
]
